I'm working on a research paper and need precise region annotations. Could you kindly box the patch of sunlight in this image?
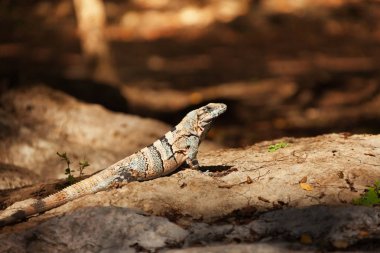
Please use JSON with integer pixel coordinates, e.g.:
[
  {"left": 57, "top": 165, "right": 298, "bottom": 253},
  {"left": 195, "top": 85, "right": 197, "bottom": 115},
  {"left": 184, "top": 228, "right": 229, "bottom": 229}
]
[
  {"left": 262, "top": 0, "right": 345, "bottom": 14},
  {"left": 213, "top": 0, "right": 249, "bottom": 23},
  {"left": 118, "top": 1, "right": 249, "bottom": 40},
  {"left": 132, "top": 0, "right": 169, "bottom": 9},
  {"left": 179, "top": 7, "right": 212, "bottom": 26}
]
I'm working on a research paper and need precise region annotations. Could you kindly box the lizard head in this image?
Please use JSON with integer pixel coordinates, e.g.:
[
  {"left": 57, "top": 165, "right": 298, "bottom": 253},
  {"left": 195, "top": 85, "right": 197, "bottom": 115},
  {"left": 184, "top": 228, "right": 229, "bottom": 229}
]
[{"left": 195, "top": 103, "right": 227, "bottom": 138}]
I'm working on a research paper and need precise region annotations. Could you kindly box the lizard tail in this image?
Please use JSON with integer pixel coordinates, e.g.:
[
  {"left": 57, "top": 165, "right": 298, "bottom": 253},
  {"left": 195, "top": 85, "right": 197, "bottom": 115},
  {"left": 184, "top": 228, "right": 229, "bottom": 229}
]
[{"left": 0, "top": 168, "right": 117, "bottom": 227}]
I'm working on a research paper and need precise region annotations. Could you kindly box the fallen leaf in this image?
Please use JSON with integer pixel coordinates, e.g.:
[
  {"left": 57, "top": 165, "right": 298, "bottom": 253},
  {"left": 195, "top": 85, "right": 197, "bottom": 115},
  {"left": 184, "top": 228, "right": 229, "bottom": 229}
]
[
  {"left": 300, "top": 183, "right": 313, "bottom": 191},
  {"left": 299, "top": 176, "right": 307, "bottom": 183}
]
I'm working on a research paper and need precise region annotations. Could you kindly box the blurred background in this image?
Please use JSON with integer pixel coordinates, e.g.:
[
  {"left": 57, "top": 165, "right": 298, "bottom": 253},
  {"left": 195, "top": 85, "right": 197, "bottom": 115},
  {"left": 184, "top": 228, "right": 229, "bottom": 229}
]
[{"left": 1, "top": 0, "right": 380, "bottom": 147}]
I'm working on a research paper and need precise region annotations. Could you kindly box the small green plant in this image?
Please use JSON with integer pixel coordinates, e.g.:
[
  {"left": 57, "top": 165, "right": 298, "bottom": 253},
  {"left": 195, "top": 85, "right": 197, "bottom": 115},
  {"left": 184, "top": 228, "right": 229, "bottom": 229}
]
[
  {"left": 353, "top": 181, "right": 380, "bottom": 206},
  {"left": 57, "top": 152, "right": 90, "bottom": 184},
  {"left": 268, "top": 141, "right": 288, "bottom": 152},
  {"left": 57, "top": 152, "right": 75, "bottom": 184},
  {"left": 78, "top": 160, "right": 90, "bottom": 176}
]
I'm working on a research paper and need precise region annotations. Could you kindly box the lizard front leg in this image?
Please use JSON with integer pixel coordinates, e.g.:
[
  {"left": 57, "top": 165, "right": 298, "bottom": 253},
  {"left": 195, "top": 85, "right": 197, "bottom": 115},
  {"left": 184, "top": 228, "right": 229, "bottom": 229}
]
[{"left": 185, "top": 135, "right": 200, "bottom": 170}]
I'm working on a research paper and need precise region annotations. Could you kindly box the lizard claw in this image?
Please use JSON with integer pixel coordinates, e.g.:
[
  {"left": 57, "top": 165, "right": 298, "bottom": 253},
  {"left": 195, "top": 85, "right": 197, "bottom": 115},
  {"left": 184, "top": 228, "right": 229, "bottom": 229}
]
[{"left": 187, "top": 158, "right": 200, "bottom": 170}]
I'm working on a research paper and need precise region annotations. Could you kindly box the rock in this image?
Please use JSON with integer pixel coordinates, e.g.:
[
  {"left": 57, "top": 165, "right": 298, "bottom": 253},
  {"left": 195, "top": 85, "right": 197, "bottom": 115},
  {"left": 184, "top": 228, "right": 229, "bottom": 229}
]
[
  {"left": 69, "top": 133, "right": 378, "bottom": 221},
  {"left": 0, "top": 163, "right": 39, "bottom": 190},
  {"left": 167, "top": 243, "right": 317, "bottom": 253},
  {"left": 1, "top": 127, "right": 380, "bottom": 250},
  {"left": 0, "top": 206, "right": 188, "bottom": 253},
  {"left": 2, "top": 206, "right": 379, "bottom": 252},
  {"left": 184, "top": 205, "right": 380, "bottom": 249}
]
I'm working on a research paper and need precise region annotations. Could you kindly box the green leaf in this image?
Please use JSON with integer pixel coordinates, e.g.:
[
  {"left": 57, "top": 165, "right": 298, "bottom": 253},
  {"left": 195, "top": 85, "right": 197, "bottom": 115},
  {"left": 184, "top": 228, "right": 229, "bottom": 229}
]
[
  {"left": 57, "top": 152, "right": 66, "bottom": 159},
  {"left": 268, "top": 142, "right": 288, "bottom": 152},
  {"left": 57, "top": 151, "right": 71, "bottom": 164},
  {"left": 79, "top": 160, "right": 90, "bottom": 168},
  {"left": 353, "top": 181, "right": 380, "bottom": 206}
]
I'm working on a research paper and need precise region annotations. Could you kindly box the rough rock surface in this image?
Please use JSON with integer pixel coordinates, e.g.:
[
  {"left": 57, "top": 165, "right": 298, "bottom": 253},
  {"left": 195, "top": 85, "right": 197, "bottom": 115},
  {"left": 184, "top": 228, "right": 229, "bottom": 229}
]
[
  {"left": 166, "top": 243, "right": 317, "bottom": 253},
  {"left": 0, "top": 163, "right": 39, "bottom": 190},
  {"left": 39, "top": 133, "right": 378, "bottom": 221},
  {"left": 1, "top": 133, "right": 380, "bottom": 252},
  {"left": 0, "top": 85, "right": 217, "bottom": 184},
  {"left": 1, "top": 205, "right": 379, "bottom": 252},
  {"left": 0, "top": 206, "right": 188, "bottom": 253},
  {"left": 166, "top": 243, "right": 380, "bottom": 253},
  {"left": 184, "top": 205, "right": 380, "bottom": 249}
]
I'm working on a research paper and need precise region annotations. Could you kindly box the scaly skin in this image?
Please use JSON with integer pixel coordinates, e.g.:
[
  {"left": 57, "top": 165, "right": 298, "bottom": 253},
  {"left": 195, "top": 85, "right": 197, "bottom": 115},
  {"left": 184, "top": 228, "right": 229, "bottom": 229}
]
[{"left": 0, "top": 103, "right": 227, "bottom": 226}]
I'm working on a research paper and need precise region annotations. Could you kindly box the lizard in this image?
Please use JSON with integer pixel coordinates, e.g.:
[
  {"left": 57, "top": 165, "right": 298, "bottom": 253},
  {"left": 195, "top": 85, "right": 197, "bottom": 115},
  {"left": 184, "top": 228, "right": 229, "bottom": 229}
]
[{"left": 0, "top": 103, "right": 227, "bottom": 226}]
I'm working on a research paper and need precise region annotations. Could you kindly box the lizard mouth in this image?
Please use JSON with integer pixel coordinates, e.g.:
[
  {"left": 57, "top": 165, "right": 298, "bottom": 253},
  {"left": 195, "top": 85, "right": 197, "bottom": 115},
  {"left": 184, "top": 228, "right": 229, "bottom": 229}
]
[{"left": 204, "top": 118, "right": 212, "bottom": 123}]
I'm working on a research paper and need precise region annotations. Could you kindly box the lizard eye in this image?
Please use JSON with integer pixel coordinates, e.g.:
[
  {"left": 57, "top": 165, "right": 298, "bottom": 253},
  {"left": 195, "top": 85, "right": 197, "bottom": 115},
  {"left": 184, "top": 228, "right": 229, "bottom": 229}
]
[{"left": 205, "top": 106, "right": 212, "bottom": 113}]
